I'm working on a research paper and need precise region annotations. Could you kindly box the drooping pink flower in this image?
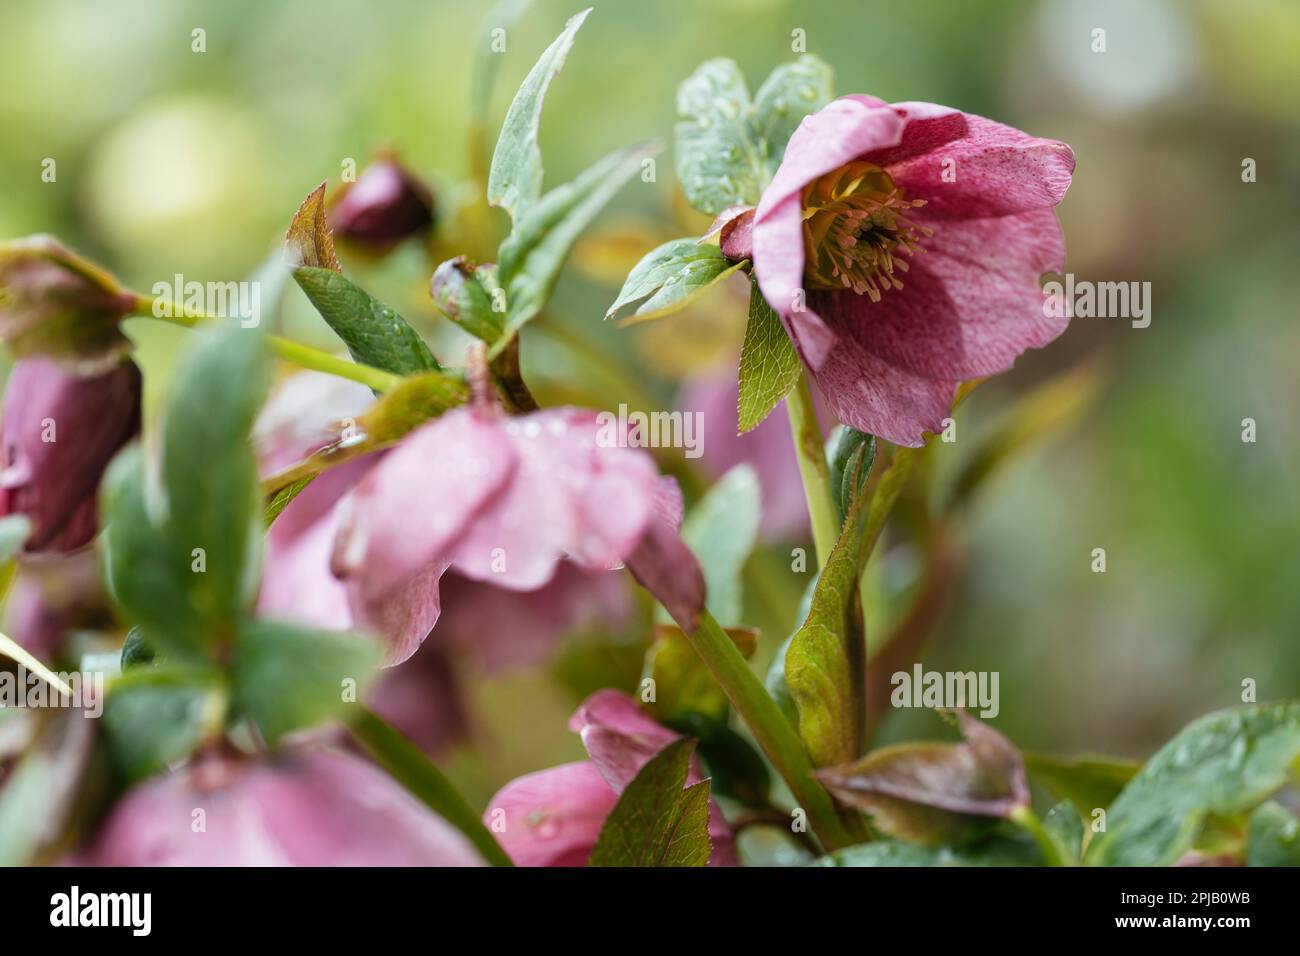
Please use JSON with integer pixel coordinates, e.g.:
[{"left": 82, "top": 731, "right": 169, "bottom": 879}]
[
  {"left": 749, "top": 97, "right": 1075, "bottom": 446},
  {"left": 79, "top": 749, "right": 484, "bottom": 866},
  {"left": 484, "top": 690, "right": 737, "bottom": 867},
  {"left": 0, "top": 356, "right": 141, "bottom": 551},
  {"left": 329, "top": 405, "right": 704, "bottom": 664}
]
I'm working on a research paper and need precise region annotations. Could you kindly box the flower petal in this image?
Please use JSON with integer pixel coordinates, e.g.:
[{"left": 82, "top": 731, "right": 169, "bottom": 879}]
[
  {"left": 483, "top": 761, "right": 618, "bottom": 867},
  {"left": 880, "top": 111, "right": 1075, "bottom": 220},
  {"left": 824, "top": 208, "right": 1068, "bottom": 382}
]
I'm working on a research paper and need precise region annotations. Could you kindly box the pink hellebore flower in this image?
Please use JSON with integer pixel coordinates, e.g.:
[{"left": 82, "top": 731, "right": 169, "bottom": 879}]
[
  {"left": 1, "top": 356, "right": 141, "bottom": 551},
  {"left": 748, "top": 96, "right": 1075, "bottom": 446},
  {"left": 484, "top": 690, "right": 737, "bottom": 866},
  {"left": 328, "top": 405, "right": 703, "bottom": 664},
  {"left": 80, "top": 749, "right": 484, "bottom": 866}
]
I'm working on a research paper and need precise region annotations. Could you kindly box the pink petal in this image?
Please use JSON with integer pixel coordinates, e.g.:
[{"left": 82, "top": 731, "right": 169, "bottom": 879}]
[
  {"left": 805, "top": 302, "right": 958, "bottom": 447},
  {"left": 821, "top": 208, "right": 1068, "bottom": 383},
  {"left": 368, "top": 640, "right": 469, "bottom": 756},
  {"left": 879, "top": 111, "right": 1075, "bottom": 220},
  {"left": 623, "top": 477, "right": 707, "bottom": 632},
  {"left": 436, "top": 563, "right": 632, "bottom": 673},
  {"left": 483, "top": 761, "right": 618, "bottom": 867},
  {"left": 82, "top": 750, "right": 484, "bottom": 866}
]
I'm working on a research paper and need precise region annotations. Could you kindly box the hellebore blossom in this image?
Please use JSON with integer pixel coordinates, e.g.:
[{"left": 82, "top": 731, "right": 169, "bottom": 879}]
[
  {"left": 329, "top": 405, "right": 702, "bottom": 664},
  {"left": 1, "top": 356, "right": 142, "bottom": 551},
  {"left": 746, "top": 97, "right": 1075, "bottom": 446},
  {"left": 485, "top": 690, "right": 737, "bottom": 866},
  {"left": 329, "top": 151, "right": 436, "bottom": 252},
  {"left": 80, "top": 748, "right": 484, "bottom": 866},
  {"left": 257, "top": 376, "right": 703, "bottom": 667}
]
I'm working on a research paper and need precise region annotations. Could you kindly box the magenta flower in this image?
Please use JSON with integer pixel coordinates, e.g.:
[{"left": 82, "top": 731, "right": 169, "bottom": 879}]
[
  {"left": 329, "top": 405, "right": 702, "bottom": 664},
  {"left": 484, "top": 690, "right": 737, "bottom": 866},
  {"left": 1, "top": 356, "right": 141, "bottom": 551},
  {"left": 750, "top": 97, "right": 1075, "bottom": 446},
  {"left": 80, "top": 748, "right": 484, "bottom": 866}
]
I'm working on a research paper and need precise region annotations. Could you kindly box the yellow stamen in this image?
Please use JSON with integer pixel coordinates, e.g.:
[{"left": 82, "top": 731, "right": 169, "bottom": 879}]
[{"left": 801, "top": 161, "right": 931, "bottom": 302}]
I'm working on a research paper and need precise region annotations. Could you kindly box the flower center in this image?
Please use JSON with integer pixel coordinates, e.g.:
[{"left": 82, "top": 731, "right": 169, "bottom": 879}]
[{"left": 801, "top": 161, "right": 931, "bottom": 301}]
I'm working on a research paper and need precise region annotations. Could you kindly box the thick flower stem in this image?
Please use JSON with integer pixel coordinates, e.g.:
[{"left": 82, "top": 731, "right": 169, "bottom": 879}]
[
  {"left": 131, "top": 297, "right": 403, "bottom": 393},
  {"left": 686, "top": 609, "right": 857, "bottom": 852},
  {"left": 786, "top": 371, "right": 838, "bottom": 570}
]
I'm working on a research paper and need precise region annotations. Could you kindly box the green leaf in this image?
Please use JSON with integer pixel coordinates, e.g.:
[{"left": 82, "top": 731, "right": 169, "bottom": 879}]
[
  {"left": 349, "top": 708, "right": 513, "bottom": 866},
  {"left": 604, "top": 238, "right": 744, "bottom": 324},
  {"left": 750, "top": 56, "right": 834, "bottom": 175},
  {"left": 1246, "top": 801, "right": 1300, "bottom": 866},
  {"left": 1022, "top": 751, "right": 1139, "bottom": 818},
  {"left": 1085, "top": 703, "right": 1300, "bottom": 867},
  {"left": 292, "top": 267, "right": 441, "bottom": 377},
  {"left": 493, "top": 141, "right": 658, "bottom": 355},
  {"left": 644, "top": 622, "right": 758, "bottom": 725},
  {"left": 264, "top": 475, "right": 315, "bottom": 527},
  {"left": 827, "top": 427, "right": 877, "bottom": 526},
  {"left": 232, "top": 618, "right": 379, "bottom": 744},
  {"left": 589, "top": 737, "right": 712, "bottom": 867},
  {"left": 487, "top": 7, "right": 591, "bottom": 222},
  {"left": 668, "top": 711, "right": 771, "bottom": 810},
  {"left": 764, "top": 578, "right": 817, "bottom": 729},
  {"left": 103, "top": 324, "right": 271, "bottom": 660},
  {"left": 103, "top": 669, "right": 225, "bottom": 783},
  {"left": 785, "top": 481, "right": 871, "bottom": 767},
  {"left": 681, "top": 464, "right": 760, "bottom": 626},
  {"left": 674, "top": 59, "right": 766, "bottom": 214},
  {"left": 815, "top": 834, "right": 1042, "bottom": 867},
  {"left": 119, "top": 627, "right": 156, "bottom": 671},
  {"left": 674, "top": 55, "right": 833, "bottom": 215},
  {"left": 737, "top": 279, "right": 801, "bottom": 432},
  {"left": 1044, "top": 800, "right": 1085, "bottom": 864}
]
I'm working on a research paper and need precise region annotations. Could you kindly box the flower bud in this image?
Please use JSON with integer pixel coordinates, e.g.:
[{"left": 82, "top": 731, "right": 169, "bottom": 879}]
[
  {"left": 330, "top": 153, "right": 436, "bottom": 252},
  {"left": 1, "top": 356, "right": 141, "bottom": 552},
  {"left": 0, "top": 236, "right": 135, "bottom": 370},
  {"left": 429, "top": 256, "right": 502, "bottom": 342}
]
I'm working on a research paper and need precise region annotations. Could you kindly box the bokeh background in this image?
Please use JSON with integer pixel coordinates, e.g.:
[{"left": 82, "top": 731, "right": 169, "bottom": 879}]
[{"left": 2, "top": 0, "right": 1298, "bottom": 809}]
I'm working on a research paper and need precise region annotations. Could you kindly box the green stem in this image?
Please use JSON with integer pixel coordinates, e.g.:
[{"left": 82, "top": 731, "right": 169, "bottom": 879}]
[
  {"left": 349, "top": 708, "right": 513, "bottom": 867},
  {"left": 1011, "top": 805, "right": 1067, "bottom": 867},
  {"left": 131, "top": 296, "right": 403, "bottom": 393},
  {"left": 684, "top": 609, "right": 856, "bottom": 852},
  {"left": 786, "top": 371, "right": 837, "bottom": 570}
]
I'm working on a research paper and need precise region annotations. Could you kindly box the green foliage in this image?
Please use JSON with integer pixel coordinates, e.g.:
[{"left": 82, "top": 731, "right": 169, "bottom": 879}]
[
  {"left": 675, "top": 55, "right": 833, "bottom": 215},
  {"left": 1246, "top": 801, "right": 1300, "bottom": 866},
  {"left": 103, "top": 669, "right": 224, "bottom": 782},
  {"left": 292, "top": 267, "right": 441, "bottom": 376},
  {"left": 815, "top": 834, "right": 1042, "bottom": 867},
  {"left": 737, "top": 279, "right": 801, "bottom": 432},
  {"left": 604, "top": 238, "right": 744, "bottom": 324},
  {"left": 487, "top": 7, "right": 590, "bottom": 222},
  {"left": 232, "top": 619, "right": 378, "bottom": 744},
  {"left": 589, "top": 737, "right": 712, "bottom": 867},
  {"left": 827, "top": 427, "right": 876, "bottom": 525},
  {"left": 680, "top": 464, "right": 761, "bottom": 627},
  {"left": 494, "top": 141, "right": 657, "bottom": 355},
  {"left": 1086, "top": 703, "right": 1300, "bottom": 866}
]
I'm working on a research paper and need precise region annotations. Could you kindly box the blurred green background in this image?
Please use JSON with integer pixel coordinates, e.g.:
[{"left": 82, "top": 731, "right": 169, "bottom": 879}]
[{"left": 2, "top": 0, "right": 1298, "bottom": 804}]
